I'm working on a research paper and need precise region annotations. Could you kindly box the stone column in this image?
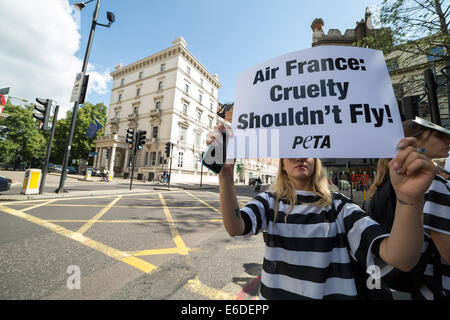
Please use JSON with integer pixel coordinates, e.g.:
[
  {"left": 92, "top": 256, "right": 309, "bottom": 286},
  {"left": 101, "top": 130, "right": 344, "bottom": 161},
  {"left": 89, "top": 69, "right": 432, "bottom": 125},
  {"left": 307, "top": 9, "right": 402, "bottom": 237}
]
[
  {"left": 93, "top": 148, "right": 99, "bottom": 169},
  {"left": 122, "top": 148, "right": 129, "bottom": 173}
]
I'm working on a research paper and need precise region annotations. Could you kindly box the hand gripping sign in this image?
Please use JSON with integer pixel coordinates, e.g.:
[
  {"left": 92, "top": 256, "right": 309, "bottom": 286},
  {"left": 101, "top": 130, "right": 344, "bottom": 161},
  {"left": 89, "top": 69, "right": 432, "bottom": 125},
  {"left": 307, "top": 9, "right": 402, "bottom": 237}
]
[{"left": 226, "top": 46, "right": 404, "bottom": 160}]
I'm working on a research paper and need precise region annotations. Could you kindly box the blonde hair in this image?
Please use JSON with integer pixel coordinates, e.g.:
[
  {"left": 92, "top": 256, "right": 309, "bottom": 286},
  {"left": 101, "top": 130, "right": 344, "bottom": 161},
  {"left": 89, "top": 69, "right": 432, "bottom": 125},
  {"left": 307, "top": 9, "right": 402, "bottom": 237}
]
[
  {"left": 268, "top": 158, "right": 332, "bottom": 222},
  {"left": 368, "top": 158, "right": 390, "bottom": 199}
]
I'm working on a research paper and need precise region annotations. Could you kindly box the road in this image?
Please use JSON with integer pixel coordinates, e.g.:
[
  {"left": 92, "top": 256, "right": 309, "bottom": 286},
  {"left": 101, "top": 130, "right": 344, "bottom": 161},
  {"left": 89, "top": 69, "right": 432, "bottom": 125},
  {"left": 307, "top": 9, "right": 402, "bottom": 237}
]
[
  {"left": 0, "top": 170, "right": 410, "bottom": 300},
  {"left": 0, "top": 183, "right": 266, "bottom": 300}
]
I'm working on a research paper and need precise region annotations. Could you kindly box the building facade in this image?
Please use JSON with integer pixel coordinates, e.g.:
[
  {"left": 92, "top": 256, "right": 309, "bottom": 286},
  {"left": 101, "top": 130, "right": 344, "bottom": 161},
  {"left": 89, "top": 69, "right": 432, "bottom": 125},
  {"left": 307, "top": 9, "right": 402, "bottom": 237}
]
[{"left": 94, "top": 37, "right": 224, "bottom": 184}]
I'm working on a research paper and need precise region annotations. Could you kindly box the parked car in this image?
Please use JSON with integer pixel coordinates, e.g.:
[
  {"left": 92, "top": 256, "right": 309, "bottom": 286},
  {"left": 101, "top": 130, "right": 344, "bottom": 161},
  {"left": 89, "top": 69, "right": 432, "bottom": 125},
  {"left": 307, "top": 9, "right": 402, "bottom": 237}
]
[
  {"left": 51, "top": 165, "right": 69, "bottom": 173},
  {"left": 0, "top": 175, "right": 12, "bottom": 192},
  {"left": 67, "top": 166, "right": 77, "bottom": 174}
]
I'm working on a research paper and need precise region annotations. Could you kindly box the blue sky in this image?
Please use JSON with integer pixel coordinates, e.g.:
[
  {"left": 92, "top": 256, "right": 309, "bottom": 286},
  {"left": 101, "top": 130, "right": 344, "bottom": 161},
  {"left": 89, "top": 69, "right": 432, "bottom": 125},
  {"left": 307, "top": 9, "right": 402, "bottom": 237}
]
[
  {"left": 0, "top": 0, "right": 382, "bottom": 118},
  {"left": 74, "top": 0, "right": 383, "bottom": 108}
]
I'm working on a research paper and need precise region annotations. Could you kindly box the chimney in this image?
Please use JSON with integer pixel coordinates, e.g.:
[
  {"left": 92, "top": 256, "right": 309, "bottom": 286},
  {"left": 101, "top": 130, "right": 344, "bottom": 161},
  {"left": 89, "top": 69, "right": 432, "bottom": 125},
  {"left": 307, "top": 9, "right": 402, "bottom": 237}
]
[{"left": 311, "top": 18, "right": 324, "bottom": 32}]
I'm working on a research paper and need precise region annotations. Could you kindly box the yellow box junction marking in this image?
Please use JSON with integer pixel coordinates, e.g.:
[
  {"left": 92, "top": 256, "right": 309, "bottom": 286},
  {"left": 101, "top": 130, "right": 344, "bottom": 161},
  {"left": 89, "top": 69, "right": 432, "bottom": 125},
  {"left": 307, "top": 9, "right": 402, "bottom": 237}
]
[
  {"left": 184, "top": 190, "right": 221, "bottom": 214},
  {"left": 0, "top": 204, "right": 157, "bottom": 274},
  {"left": 158, "top": 193, "right": 190, "bottom": 255},
  {"left": 185, "top": 276, "right": 236, "bottom": 300},
  {"left": 77, "top": 195, "right": 122, "bottom": 235}
]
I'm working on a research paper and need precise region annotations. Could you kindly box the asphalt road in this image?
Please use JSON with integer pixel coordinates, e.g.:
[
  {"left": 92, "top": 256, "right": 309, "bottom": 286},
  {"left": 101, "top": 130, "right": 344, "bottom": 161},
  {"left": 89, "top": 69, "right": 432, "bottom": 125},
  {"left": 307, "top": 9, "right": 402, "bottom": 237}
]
[
  {"left": 0, "top": 171, "right": 410, "bottom": 301},
  {"left": 0, "top": 184, "right": 267, "bottom": 300}
]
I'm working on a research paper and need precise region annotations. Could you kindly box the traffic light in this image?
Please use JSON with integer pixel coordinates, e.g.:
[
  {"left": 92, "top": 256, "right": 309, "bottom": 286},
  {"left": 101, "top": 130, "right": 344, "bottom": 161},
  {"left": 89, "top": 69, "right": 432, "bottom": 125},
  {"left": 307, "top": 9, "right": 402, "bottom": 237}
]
[
  {"left": 34, "top": 98, "right": 52, "bottom": 130},
  {"left": 137, "top": 130, "right": 146, "bottom": 150},
  {"left": 126, "top": 128, "right": 135, "bottom": 145},
  {"left": 165, "top": 142, "right": 171, "bottom": 157}
]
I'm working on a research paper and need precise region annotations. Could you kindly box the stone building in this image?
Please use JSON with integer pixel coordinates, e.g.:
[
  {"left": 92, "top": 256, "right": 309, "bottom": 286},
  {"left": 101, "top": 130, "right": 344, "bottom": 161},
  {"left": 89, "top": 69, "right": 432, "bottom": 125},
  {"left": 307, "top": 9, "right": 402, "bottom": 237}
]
[{"left": 94, "top": 37, "right": 224, "bottom": 184}]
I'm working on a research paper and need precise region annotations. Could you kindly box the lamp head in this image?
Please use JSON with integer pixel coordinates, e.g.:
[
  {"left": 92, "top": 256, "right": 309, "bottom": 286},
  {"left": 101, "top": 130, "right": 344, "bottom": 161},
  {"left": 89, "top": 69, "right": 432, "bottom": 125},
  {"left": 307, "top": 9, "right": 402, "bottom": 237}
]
[
  {"left": 73, "top": 2, "right": 86, "bottom": 11},
  {"left": 107, "top": 11, "right": 115, "bottom": 24}
]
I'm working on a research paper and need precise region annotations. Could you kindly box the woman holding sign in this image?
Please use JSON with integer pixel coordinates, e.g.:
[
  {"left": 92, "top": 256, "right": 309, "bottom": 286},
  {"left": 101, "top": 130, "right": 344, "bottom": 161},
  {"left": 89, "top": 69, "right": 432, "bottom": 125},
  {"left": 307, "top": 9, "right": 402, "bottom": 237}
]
[
  {"left": 367, "top": 117, "right": 450, "bottom": 300},
  {"left": 207, "top": 124, "right": 436, "bottom": 300}
]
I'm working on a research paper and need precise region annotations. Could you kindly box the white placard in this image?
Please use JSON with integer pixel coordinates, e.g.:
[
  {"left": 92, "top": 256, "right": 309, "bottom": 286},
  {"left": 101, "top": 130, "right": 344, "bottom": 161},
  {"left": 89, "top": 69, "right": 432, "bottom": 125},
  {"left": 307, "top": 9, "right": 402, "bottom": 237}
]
[{"left": 227, "top": 46, "right": 404, "bottom": 159}]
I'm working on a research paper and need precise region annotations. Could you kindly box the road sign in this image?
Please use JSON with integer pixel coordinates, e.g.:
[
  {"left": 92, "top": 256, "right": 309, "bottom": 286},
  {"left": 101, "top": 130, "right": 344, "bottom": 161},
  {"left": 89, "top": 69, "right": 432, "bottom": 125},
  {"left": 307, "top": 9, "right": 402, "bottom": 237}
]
[{"left": 70, "top": 72, "right": 85, "bottom": 103}]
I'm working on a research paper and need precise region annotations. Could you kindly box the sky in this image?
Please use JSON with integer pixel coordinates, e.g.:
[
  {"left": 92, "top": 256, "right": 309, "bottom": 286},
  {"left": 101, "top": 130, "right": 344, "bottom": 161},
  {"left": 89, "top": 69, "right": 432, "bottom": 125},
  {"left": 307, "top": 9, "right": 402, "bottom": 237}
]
[{"left": 0, "top": 0, "right": 383, "bottom": 119}]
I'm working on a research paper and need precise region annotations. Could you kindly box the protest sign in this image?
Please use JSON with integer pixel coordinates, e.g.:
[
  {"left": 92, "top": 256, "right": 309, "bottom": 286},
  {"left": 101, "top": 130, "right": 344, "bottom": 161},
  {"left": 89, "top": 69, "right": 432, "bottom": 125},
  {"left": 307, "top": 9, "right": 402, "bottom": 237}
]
[{"left": 227, "top": 46, "right": 404, "bottom": 159}]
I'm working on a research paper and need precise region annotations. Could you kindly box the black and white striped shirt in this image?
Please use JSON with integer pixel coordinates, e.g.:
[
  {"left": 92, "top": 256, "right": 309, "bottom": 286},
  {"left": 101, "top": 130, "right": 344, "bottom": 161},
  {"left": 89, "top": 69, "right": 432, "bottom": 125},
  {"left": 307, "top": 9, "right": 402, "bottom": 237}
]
[
  {"left": 419, "top": 175, "right": 450, "bottom": 299},
  {"left": 239, "top": 190, "right": 392, "bottom": 300}
]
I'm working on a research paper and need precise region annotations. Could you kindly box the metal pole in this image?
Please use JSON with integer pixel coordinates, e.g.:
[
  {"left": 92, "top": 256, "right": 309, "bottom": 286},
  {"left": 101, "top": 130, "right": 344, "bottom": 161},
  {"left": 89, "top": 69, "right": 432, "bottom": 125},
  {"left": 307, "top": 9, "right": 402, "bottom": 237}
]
[
  {"left": 130, "top": 132, "right": 137, "bottom": 190},
  {"left": 200, "top": 152, "right": 204, "bottom": 188},
  {"left": 446, "top": 59, "right": 450, "bottom": 122},
  {"left": 424, "top": 68, "right": 442, "bottom": 125},
  {"left": 39, "top": 105, "right": 59, "bottom": 194},
  {"left": 57, "top": 0, "right": 101, "bottom": 193},
  {"left": 168, "top": 143, "right": 173, "bottom": 189}
]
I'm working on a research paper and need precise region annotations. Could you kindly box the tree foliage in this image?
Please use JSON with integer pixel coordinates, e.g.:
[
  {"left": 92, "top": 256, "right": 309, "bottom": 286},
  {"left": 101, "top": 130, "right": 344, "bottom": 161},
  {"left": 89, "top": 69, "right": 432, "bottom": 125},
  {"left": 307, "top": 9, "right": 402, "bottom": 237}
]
[
  {"left": 356, "top": 0, "right": 450, "bottom": 58},
  {"left": 0, "top": 101, "right": 47, "bottom": 166},
  {"left": 0, "top": 100, "right": 107, "bottom": 167},
  {"left": 51, "top": 102, "right": 107, "bottom": 165}
]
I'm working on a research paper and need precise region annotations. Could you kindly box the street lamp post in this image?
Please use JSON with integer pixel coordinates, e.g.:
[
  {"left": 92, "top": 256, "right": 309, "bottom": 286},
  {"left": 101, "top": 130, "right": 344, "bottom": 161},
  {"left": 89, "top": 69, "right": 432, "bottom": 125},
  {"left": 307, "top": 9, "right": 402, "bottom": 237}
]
[{"left": 57, "top": 0, "right": 114, "bottom": 193}]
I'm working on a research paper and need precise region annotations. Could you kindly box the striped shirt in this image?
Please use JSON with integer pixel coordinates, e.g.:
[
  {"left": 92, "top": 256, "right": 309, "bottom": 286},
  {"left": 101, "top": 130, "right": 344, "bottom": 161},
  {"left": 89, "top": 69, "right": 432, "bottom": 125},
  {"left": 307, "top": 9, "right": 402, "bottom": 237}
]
[
  {"left": 239, "top": 190, "right": 392, "bottom": 300},
  {"left": 419, "top": 174, "right": 450, "bottom": 299}
]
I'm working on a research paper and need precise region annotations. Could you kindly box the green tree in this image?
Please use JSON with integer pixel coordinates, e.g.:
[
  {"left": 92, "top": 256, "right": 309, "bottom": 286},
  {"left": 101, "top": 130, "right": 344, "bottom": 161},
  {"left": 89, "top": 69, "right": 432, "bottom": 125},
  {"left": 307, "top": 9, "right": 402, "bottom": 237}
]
[
  {"left": 0, "top": 100, "right": 47, "bottom": 166},
  {"left": 51, "top": 102, "right": 107, "bottom": 165},
  {"left": 356, "top": 0, "right": 449, "bottom": 58}
]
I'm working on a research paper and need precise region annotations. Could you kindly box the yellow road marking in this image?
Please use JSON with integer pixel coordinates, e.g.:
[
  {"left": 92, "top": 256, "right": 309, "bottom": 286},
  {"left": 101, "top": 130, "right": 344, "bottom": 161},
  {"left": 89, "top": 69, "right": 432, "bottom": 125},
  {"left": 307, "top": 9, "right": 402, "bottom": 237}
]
[
  {"left": 21, "top": 199, "right": 56, "bottom": 212},
  {"left": 77, "top": 196, "right": 122, "bottom": 234},
  {"left": 184, "top": 191, "right": 221, "bottom": 214},
  {"left": 185, "top": 276, "right": 235, "bottom": 300},
  {"left": 129, "top": 247, "right": 201, "bottom": 256},
  {"left": 0, "top": 205, "right": 157, "bottom": 274}
]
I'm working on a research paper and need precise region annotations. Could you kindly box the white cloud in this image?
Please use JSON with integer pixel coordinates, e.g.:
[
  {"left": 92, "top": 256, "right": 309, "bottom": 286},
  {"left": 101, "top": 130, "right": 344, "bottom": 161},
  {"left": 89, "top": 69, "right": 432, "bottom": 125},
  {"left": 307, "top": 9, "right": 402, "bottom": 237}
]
[{"left": 0, "top": 0, "right": 111, "bottom": 118}]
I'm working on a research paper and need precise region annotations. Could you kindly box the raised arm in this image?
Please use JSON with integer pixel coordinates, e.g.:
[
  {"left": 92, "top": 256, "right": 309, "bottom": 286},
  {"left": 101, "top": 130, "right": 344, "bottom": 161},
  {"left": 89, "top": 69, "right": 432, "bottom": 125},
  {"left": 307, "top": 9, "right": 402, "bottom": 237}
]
[
  {"left": 206, "top": 126, "right": 245, "bottom": 237},
  {"left": 379, "top": 137, "right": 437, "bottom": 271}
]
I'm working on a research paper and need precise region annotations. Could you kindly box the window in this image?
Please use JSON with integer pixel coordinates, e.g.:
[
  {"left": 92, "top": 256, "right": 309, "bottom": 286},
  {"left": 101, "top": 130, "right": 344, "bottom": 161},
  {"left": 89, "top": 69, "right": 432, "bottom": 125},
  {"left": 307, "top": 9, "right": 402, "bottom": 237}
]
[
  {"left": 134, "top": 106, "right": 139, "bottom": 115},
  {"left": 186, "top": 66, "right": 191, "bottom": 75},
  {"left": 185, "top": 84, "right": 189, "bottom": 93},
  {"left": 157, "top": 151, "right": 162, "bottom": 165},
  {"left": 160, "top": 63, "right": 166, "bottom": 72},
  {"left": 211, "top": 88, "right": 214, "bottom": 95},
  {"left": 152, "top": 126, "right": 158, "bottom": 138},
  {"left": 386, "top": 58, "right": 399, "bottom": 71},
  {"left": 199, "top": 94, "right": 202, "bottom": 103},
  {"left": 178, "top": 152, "right": 184, "bottom": 167},
  {"left": 120, "top": 79, "right": 125, "bottom": 86},
  {"left": 210, "top": 102, "right": 213, "bottom": 110},
  {"left": 197, "top": 111, "right": 202, "bottom": 121},
  {"left": 155, "top": 101, "right": 161, "bottom": 109},
  {"left": 136, "top": 88, "right": 141, "bottom": 96},
  {"left": 139, "top": 71, "right": 143, "bottom": 79},
  {"left": 208, "top": 117, "right": 213, "bottom": 128},
  {"left": 427, "top": 47, "right": 445, "bottom": 62},
  {"left": 194, "top": 153, "right": 201, "bottom": 170},
  {"left": 158, "top": 82, "right": 163, "bottom": 91},
  {"left": 183, "top": 103, "right": 188, "bottom": 114},
  {"left": 118, "top": 94, "right": 122, "bottom": 102},
  {"left": 150, "top": 152, "right": 157, "bottom": 166},
  {"left": 200, "top": 78, "right": 203, "bottom": 86},
  {"left": 179, "top": 126, "right": 187, "bottom": 142},
  {"left": 115, "top": 111, "right": 120, "bottom": 118},
  {"left": 144, "top": 152, "right": 149, "bottom": 166}
]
